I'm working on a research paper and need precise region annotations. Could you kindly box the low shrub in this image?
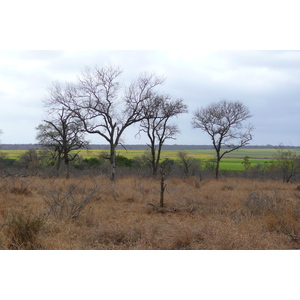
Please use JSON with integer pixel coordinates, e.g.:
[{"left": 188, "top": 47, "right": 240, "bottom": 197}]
[
  {"left": 1, "top": 210, "right": 45, "bottom": 250},
  {"left": 43, "top": 179, "right": 101, "bottom": 220}
]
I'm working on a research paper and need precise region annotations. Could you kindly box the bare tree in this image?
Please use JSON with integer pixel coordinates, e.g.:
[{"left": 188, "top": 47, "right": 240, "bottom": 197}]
[
  {"left": 138, "top": 95, "right": 188, "bottom": 177},
  {"left": 50, "top": 65, "right": 165, "bottom": 180},
  {"left": 36, "top": 102, "right": 88, "bottom": 178},
  {"left": 192, "top": 99, "right": 254, "bottom": 179},
  {"left": 177, "top": 151, "right": 201, "bottom": 178}
]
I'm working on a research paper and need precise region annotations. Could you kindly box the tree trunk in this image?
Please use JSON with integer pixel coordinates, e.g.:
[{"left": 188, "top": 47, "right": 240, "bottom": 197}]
[
  {"left": 64, "top": 152, "right": 70, "bottom": 179},
  {"left": 65, "top": 159, "right": 70, "bottom": 179},
  {"left": 56, "top": 155, "right": 61, "bottom": 177},
  {"left": 152, "top": 153, "right": 157, "bottom": 177},
  {"left": 215, "top": 159, "right": 220, "bottom": 179},
  {"left": 160, "top": 165, "right": 166, "bottom": 207},
  {"left": 216, "top": 151, "right": 221, "bottom": 179},
  {"left": 110, "top": 144, "right": 116, "bottom": 181},
  {"left": 150, "top": 140, "right": 157, "bottom": 178},
  {"left": 155, "top": 143, "right": 163, "bottom": 178}
]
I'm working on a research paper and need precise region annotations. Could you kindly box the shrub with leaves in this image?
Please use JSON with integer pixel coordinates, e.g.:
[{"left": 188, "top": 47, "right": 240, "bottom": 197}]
[{"left": 269, "top": 147, "right": 300, "bottom": 182}]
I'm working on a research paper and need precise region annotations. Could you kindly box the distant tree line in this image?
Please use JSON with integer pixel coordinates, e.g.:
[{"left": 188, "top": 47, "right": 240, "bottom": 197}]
[{"left": 1, "top": 146, "right": 299, "bottom": 183}]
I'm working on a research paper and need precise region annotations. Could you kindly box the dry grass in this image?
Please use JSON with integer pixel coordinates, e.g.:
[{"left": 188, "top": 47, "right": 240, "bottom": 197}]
[{"left": 0, "top": 175, "right": 299, "bottom": 250}]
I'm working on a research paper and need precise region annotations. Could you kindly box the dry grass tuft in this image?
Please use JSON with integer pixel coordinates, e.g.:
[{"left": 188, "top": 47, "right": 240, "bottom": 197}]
[
  {"left": 0, "top": 175, "right": 299, "bottom": 249},
  {"left": 1, "top": 209, "right": 45, "bottom": 250}
]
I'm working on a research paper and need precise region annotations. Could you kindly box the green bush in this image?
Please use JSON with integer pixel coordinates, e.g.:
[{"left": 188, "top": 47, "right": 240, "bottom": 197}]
[
  {"left": 116, "top": 155, "right": 133, "bottom": 167},
  {"left": 83, "top": 157, "right": 101, "bottom": 167}
]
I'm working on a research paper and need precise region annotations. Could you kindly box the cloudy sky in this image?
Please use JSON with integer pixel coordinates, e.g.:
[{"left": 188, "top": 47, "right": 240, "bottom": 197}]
[
  {"left": 0, "top": 50, "right": 299, "bottom": 146},
  {"left": 0, "top": 0, "right": 299, "bottom": 147}
]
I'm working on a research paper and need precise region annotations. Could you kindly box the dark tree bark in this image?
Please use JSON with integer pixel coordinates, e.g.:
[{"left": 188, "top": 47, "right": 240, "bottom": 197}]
[
  {"left": 36, "top": 103, "right": 88, "bottom": 178},
  {"left": 139, "top": 95, "right": 188, "bottom": 177},
  {"left": 49, "top": 65, "right": 165, "bottom": 180},
  {"left": 192, "top": 99, "right": 254, "bottom": 179}
]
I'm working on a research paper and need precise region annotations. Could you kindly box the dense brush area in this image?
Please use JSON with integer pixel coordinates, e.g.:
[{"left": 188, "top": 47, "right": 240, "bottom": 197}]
[{"left": 0, "top": 175, "right": 300, "bottom": 250}]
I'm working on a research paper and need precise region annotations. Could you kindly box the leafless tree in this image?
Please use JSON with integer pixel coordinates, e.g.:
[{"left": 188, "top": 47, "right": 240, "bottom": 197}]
[
  {"left": 177, "top": 151, "right": 201, "bottom": 178},
  {"left": 192, "top": 99, "right": 254, "bottom": 179},
  {"left": 138, "top": 95, "right": 188, "bottom": 177},
  {"left": 50, "top": 65, "right": 165, "bottom": 180},
  {"left": 37, "top": 91, "right": 88, "bottom": 178}
]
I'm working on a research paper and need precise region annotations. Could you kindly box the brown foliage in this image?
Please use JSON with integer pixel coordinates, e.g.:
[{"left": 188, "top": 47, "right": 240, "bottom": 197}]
[{"left": 0, "top": 175, "right": 299, "bottom": 249}]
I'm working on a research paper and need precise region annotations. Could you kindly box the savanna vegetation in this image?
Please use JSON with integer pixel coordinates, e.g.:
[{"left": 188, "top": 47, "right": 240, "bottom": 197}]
[
  {"left": 0, "top": 174, "right": 300, "bottom": 250},
  {"left": 1, "top": 64, "right": 300, "bottom": 250},
  {"left": 1, "top": 147, "right": 299, "bottom": 180},
  {"left": 0, "top": 145, "right": 300, "bottom": 251}
]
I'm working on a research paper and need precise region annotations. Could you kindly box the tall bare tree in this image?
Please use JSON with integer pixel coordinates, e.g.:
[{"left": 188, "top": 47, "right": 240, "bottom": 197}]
[
  {"left": 50, "top": 65, "right": 165, "bottom": 180},
  {"left": 192, "top": 99, "right": 254, "bottom": 179},
  {"left": 37, "top": 100, "right": 88, "bottom": 178},
  {"left": 138, "top": 94, "right": 188, "bottom": 177}
]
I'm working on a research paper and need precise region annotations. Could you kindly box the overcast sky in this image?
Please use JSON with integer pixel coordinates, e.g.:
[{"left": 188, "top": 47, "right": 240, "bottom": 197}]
[{"left": 0, "top": 50, "right": 299, "bottom": 146}]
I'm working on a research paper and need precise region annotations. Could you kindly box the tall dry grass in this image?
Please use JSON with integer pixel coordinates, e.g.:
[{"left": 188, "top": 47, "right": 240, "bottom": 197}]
[{"left": 0, "top": 175, "right": 299, "bottom": 249}]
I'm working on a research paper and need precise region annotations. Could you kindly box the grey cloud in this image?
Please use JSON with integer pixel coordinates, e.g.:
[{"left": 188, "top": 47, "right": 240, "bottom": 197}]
[
  {"left": 0, "top": 50, "right": 299, "bottom": 145},
  {"left": 10, "top": 50, "right": 66, "bottom": 61},
  {"left": 218, "top": 51, "right": 300, "bottom": 70}
]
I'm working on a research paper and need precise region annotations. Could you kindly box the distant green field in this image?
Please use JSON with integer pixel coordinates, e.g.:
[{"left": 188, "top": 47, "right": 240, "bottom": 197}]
[
  {"left": 79, "top": 149, "right": 215, "bottom": 161},
  {"left": 0, "top": 150, "right": 28, "bottom": 160},
  {"left": 218, "top": 158, "right": 271, "bottom": 171},
  {"left": 1, "top": 148, "right": 299, "bottom": 172},
  {"left": 176, "top": 148, "right": 300, "bottom": 159}
]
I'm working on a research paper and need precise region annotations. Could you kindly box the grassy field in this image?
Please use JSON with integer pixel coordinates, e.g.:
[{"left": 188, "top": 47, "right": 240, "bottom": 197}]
[
  {"left": 52, "top": 148, "right": 300, "bottom": 160},
  {"left": 0, "top": 150, "right": 29, "bottom": 160},
  {"left": 80, "top": 149, "right": 215, "bottom": 160},
  {"left": 1, "top": 148, "right": 300, "bottom": 171},
  {"left": 0, "top": 175, "right": 299, "bottom": 250}
]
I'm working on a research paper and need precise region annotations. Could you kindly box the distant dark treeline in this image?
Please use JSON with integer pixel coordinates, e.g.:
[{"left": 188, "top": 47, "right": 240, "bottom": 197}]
[{"left": 0, "top": 144, "right": 298, "bottom": 151}]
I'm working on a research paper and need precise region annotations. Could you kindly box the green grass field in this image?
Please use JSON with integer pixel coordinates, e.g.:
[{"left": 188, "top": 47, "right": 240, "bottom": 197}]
[
  {"left": 1, "top": 148, "right": 299, "bottom": 172},
  {"left": 80, "top": 149, "right": 215, "bottom": 161},
  {"left": 0, "top": 150, "right": 28, "bottom": 160}
]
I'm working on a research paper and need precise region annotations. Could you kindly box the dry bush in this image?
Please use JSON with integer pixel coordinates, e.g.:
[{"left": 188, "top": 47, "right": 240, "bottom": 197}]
[
  {"left": 228, "top": 184, "right": 300, "bottom": 246},
  {"left": 269, "top": 199, "right": 300, "bottom": 241},
  {"left": 197, "top": 218, "right": 283, "bottom": 250},
  {"left": 0, "top": 175, "right": 299, "bottom": 249},
  {"left": 0, "top": 176, "right": 35, "bottom": 196},
  {"left": 170, "top": 224, "right": 194, "bottom": 250},
  {"left": 79, "top": 222, "right": 159, "bottom": 250},
  {"left": 242, "top": 191, "right": 275, "bottom": 217},
  {"left": 42, "top": 178, "right": 102, "bottom": 220},
  {"left": 1, "top": 209, "right": 45, "bottom": 250}
]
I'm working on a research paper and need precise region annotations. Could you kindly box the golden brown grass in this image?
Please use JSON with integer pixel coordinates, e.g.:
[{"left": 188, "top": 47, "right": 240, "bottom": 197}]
[{"left": 0, "top": 175, "right": 299, "bottom": 250}]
